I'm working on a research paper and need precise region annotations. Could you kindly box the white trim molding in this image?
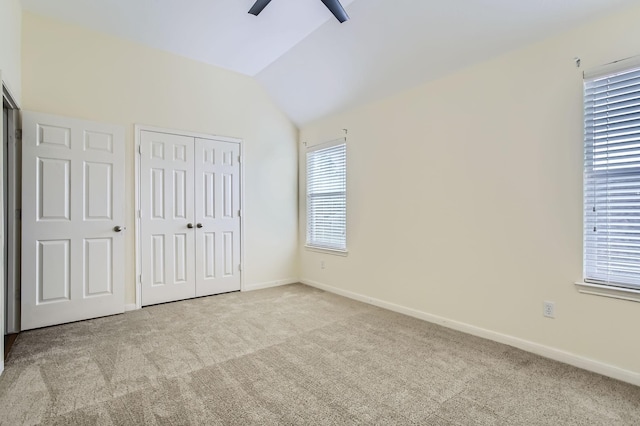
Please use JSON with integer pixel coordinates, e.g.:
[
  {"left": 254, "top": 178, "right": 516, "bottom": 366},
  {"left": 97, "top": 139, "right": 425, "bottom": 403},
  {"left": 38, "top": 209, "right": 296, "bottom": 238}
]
[
  {"left": 134, "top": 125, "right": 142, "bottom": 309},
  {"left": 134, "top": 124, "right": 242, "bottom": 144},
  {"left": 304, "top": 245, "right": 348, "bottom": 257},
  {"left": 243, "top": 278, "right": 299, "bottom": 292},
  {"left": 124, "top": 304, "right": 138, "bottom": 312},
  {"left": 301, "top": 278, "right": 640, "bottom": 387},
  {"left": 575, "top": 281, "right": 640, "bottom": 303}
]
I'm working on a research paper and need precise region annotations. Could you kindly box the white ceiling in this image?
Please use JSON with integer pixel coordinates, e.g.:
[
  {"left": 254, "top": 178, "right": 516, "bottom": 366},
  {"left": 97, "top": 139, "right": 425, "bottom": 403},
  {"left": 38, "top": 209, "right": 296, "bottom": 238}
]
[
  {"left": 20, "top": 0, "right": 356, "bottom": 76},
  {"left": 21, "top": 0, "right": 639, "bottom": 126}
]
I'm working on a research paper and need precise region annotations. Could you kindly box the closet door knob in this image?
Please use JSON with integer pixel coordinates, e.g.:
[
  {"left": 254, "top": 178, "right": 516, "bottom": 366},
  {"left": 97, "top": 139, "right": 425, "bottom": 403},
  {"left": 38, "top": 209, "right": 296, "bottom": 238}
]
[
  {"left": 196, "top": 223, "right": 203, "bottom": 229},
  {"left": 113, "top": 226, "right": 123, "bottom": 232},
  {"left": 187, "top": 223, "right": 194, "bottom": 229}
]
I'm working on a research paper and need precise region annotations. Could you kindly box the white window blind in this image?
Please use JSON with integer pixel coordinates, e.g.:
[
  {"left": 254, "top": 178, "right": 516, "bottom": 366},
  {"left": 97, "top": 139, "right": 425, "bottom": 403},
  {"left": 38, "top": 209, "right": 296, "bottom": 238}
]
[
  {"left": 584, "top": 62, "right": 640, "bottom": 290},
  {"left": 306, "top": 140, "right": 347, "bottom": 251}
]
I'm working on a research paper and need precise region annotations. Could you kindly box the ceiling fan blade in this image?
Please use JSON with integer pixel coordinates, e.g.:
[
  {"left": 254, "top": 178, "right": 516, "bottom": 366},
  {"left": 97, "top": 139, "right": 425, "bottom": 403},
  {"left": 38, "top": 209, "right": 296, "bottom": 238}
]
[
  {"left": 248, "top": 0, "right": 273, "bottom": 16},
  {"left": 320, "top": 0, "right": 350, "bottom": 23}
]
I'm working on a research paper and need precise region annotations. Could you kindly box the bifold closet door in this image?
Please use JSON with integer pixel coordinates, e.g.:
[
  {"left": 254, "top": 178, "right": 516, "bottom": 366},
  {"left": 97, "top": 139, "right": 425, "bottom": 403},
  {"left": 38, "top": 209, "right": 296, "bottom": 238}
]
[
  {"left": 140, "top": 131, "right": 196, "bottom": 306},
  {"left": 194, "top": 138, "right": 241, "bottom": 296},
  {"left": 22, "top": 111, "right": 125, "bottom": 330}
]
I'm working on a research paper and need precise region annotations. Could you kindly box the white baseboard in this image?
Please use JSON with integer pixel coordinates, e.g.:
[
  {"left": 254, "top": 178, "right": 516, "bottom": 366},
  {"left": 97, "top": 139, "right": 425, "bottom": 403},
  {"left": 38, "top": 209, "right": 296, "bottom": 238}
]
[
  {"left": 243, "top": 278, "right": 299, "bottom": 292},
  {"left": 300, "top": 278, "right": 640, "bottom": 387},
  {"left": 124, "top": 304, "right": 138, "bottom": 312}
]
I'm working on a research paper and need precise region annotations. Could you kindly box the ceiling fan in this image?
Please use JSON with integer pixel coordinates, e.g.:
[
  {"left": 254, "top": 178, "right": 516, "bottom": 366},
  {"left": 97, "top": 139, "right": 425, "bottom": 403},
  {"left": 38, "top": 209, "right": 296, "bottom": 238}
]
[{"left": 248, "top": 0, "right": 350, "bottom": 23}]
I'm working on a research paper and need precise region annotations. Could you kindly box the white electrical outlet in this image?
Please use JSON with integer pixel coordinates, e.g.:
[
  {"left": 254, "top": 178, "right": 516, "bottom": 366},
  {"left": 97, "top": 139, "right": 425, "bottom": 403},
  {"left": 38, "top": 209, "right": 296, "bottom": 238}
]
[{"left": 543, "top": 301, "right": 555, "bottom": 318}]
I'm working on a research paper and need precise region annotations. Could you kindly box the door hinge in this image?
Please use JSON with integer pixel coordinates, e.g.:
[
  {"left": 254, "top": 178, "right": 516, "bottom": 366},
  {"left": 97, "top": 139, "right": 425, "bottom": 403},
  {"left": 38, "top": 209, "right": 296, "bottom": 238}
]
[
  {"left": 138, "top": 144, "right": 142, "bottom": 155},
  {"left": 138, "top": 274, "right": 142, "bottom": 283},
  {"left": 15, "top": 129, "right": 22, "bottom": 140},
  {"left": 237, "top": 155, "right": 241, "bottom": 164},
  {"left": 137, "top": 209, "right": 142, "bottom": 218},
  {"left": 238, "top": 264, "right": 242, "bottom": 272},
  {"left": 15, "top": 209, "right": 21, "bottom": 220},
  {"left": 238, "top": 210, "right": 241, "bottom": 217}
]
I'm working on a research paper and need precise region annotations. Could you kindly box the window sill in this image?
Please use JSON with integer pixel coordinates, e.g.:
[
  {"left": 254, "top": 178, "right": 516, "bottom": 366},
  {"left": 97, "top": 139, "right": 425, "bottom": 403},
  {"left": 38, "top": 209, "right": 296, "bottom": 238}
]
[
  {"left": 574, "top": 281, "right": 640, "bottom": 303},
  {"left": 305, "top": 245, "right": 349, "bottom": 257}
]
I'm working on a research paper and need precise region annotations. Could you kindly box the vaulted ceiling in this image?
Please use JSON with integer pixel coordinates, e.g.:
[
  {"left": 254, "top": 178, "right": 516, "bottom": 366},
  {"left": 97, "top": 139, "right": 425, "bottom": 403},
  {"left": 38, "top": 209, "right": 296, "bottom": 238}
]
[{"left": 21, "top": 0, "right": 639, "bottom": 126}]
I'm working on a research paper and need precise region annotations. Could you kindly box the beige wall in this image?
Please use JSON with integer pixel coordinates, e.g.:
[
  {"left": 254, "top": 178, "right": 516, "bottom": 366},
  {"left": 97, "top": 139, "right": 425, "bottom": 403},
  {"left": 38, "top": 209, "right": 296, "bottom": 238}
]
[
  {"left": 22, "top": 12, "right": 299, "bottom": 304},
  {"left": 0, "top": 0, "right": 21, "bottom": 102},
  {"left": 299, "top": 4, "right": 640, "bottom": 374}
]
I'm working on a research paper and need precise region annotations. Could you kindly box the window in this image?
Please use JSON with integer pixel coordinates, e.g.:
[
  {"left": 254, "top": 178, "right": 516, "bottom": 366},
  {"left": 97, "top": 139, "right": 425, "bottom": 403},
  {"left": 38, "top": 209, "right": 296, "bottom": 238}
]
[
  {"left": 584, "top": 59, "right": 640, "bottom": 291},
  {"left": 306, "top": 139, "right": 347, "bottom": 252}
]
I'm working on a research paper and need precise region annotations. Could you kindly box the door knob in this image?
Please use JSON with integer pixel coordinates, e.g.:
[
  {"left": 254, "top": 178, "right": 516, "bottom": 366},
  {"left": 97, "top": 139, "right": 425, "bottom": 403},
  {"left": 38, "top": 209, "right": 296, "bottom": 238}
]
[
  {"left": 114, "top": 226, "right": 123, "bottom": 232},
  {"left": 196, "top": 223, "right": 203, "bottom": 229},
  {"left": 187, "top": 223, "right": 194, "bottom": 229}
]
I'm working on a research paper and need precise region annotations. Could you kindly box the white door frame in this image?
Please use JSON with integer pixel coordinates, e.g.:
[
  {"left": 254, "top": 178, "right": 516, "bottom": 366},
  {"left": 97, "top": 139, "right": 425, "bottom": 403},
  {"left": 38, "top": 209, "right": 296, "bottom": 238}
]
[
  {"left": 134, "top": 125, "right": 245, "bottom": 310},
  {"left": 0, "top": 72, "right": 5, "bottom": 373},
  {"left": 3, "top": 82, "right": 20, "bottom": 334}
]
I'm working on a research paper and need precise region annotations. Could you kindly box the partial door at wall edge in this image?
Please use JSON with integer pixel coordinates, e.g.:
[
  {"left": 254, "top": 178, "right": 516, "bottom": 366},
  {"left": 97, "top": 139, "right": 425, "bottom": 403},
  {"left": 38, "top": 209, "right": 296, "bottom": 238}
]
[
  {"left": 139, "top": 130, "right": 241, "bottom": 306},
  {"left": 21, "top": 111, "right": 126, "bottom": 330},
  {"left": 3, "top": 85, "right": 20, "bottom": 335}
]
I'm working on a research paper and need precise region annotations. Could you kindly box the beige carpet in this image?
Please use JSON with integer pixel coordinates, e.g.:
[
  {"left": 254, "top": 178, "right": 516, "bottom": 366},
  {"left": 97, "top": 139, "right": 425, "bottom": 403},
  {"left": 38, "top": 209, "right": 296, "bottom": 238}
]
[{"left": 0, "top": 284, "right": 638, "bottom": 425}]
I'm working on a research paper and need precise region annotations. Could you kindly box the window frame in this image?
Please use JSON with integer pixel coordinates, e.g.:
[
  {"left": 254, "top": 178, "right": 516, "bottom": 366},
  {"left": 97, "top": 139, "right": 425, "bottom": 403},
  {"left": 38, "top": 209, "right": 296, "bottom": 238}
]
[
  {"left": 577, "top": 56, "right": 640, "bottom": 302},
  {"left": 305, "top": 138, "right": 348, "bottom": 255}
]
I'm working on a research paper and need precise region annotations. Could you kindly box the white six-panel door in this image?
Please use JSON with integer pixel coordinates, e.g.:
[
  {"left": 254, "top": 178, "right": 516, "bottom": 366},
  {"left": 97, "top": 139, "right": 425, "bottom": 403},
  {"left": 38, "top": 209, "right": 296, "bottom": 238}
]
[
  {"left": 194, "top": 138, "right": 241, "bottom": 296},
  {"left": 140, "top": 131, "right": 196, "bottom": 305},
  {"left": 22, "top": 112, "right": 125, "bottom": 330},
  {"left": 140, "top": 131, "right": 241, "bottom": 306}
]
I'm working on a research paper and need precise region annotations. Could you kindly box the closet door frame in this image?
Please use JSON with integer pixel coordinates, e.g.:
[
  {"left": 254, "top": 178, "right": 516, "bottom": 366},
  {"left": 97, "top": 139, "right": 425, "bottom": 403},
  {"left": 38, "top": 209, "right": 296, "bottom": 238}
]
[{"left": 134, "top": 125, "right": 244, "bottom": 310}]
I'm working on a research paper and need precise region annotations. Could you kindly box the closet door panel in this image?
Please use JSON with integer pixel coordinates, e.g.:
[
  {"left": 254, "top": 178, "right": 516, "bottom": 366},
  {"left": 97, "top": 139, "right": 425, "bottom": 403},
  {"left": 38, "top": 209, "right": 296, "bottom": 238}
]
[
  {"left": 140, "top": 131, "right": 196, "bottom": 306},
  {"left": 194, "top": 138, "right": 241, "bottom": 296}
]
